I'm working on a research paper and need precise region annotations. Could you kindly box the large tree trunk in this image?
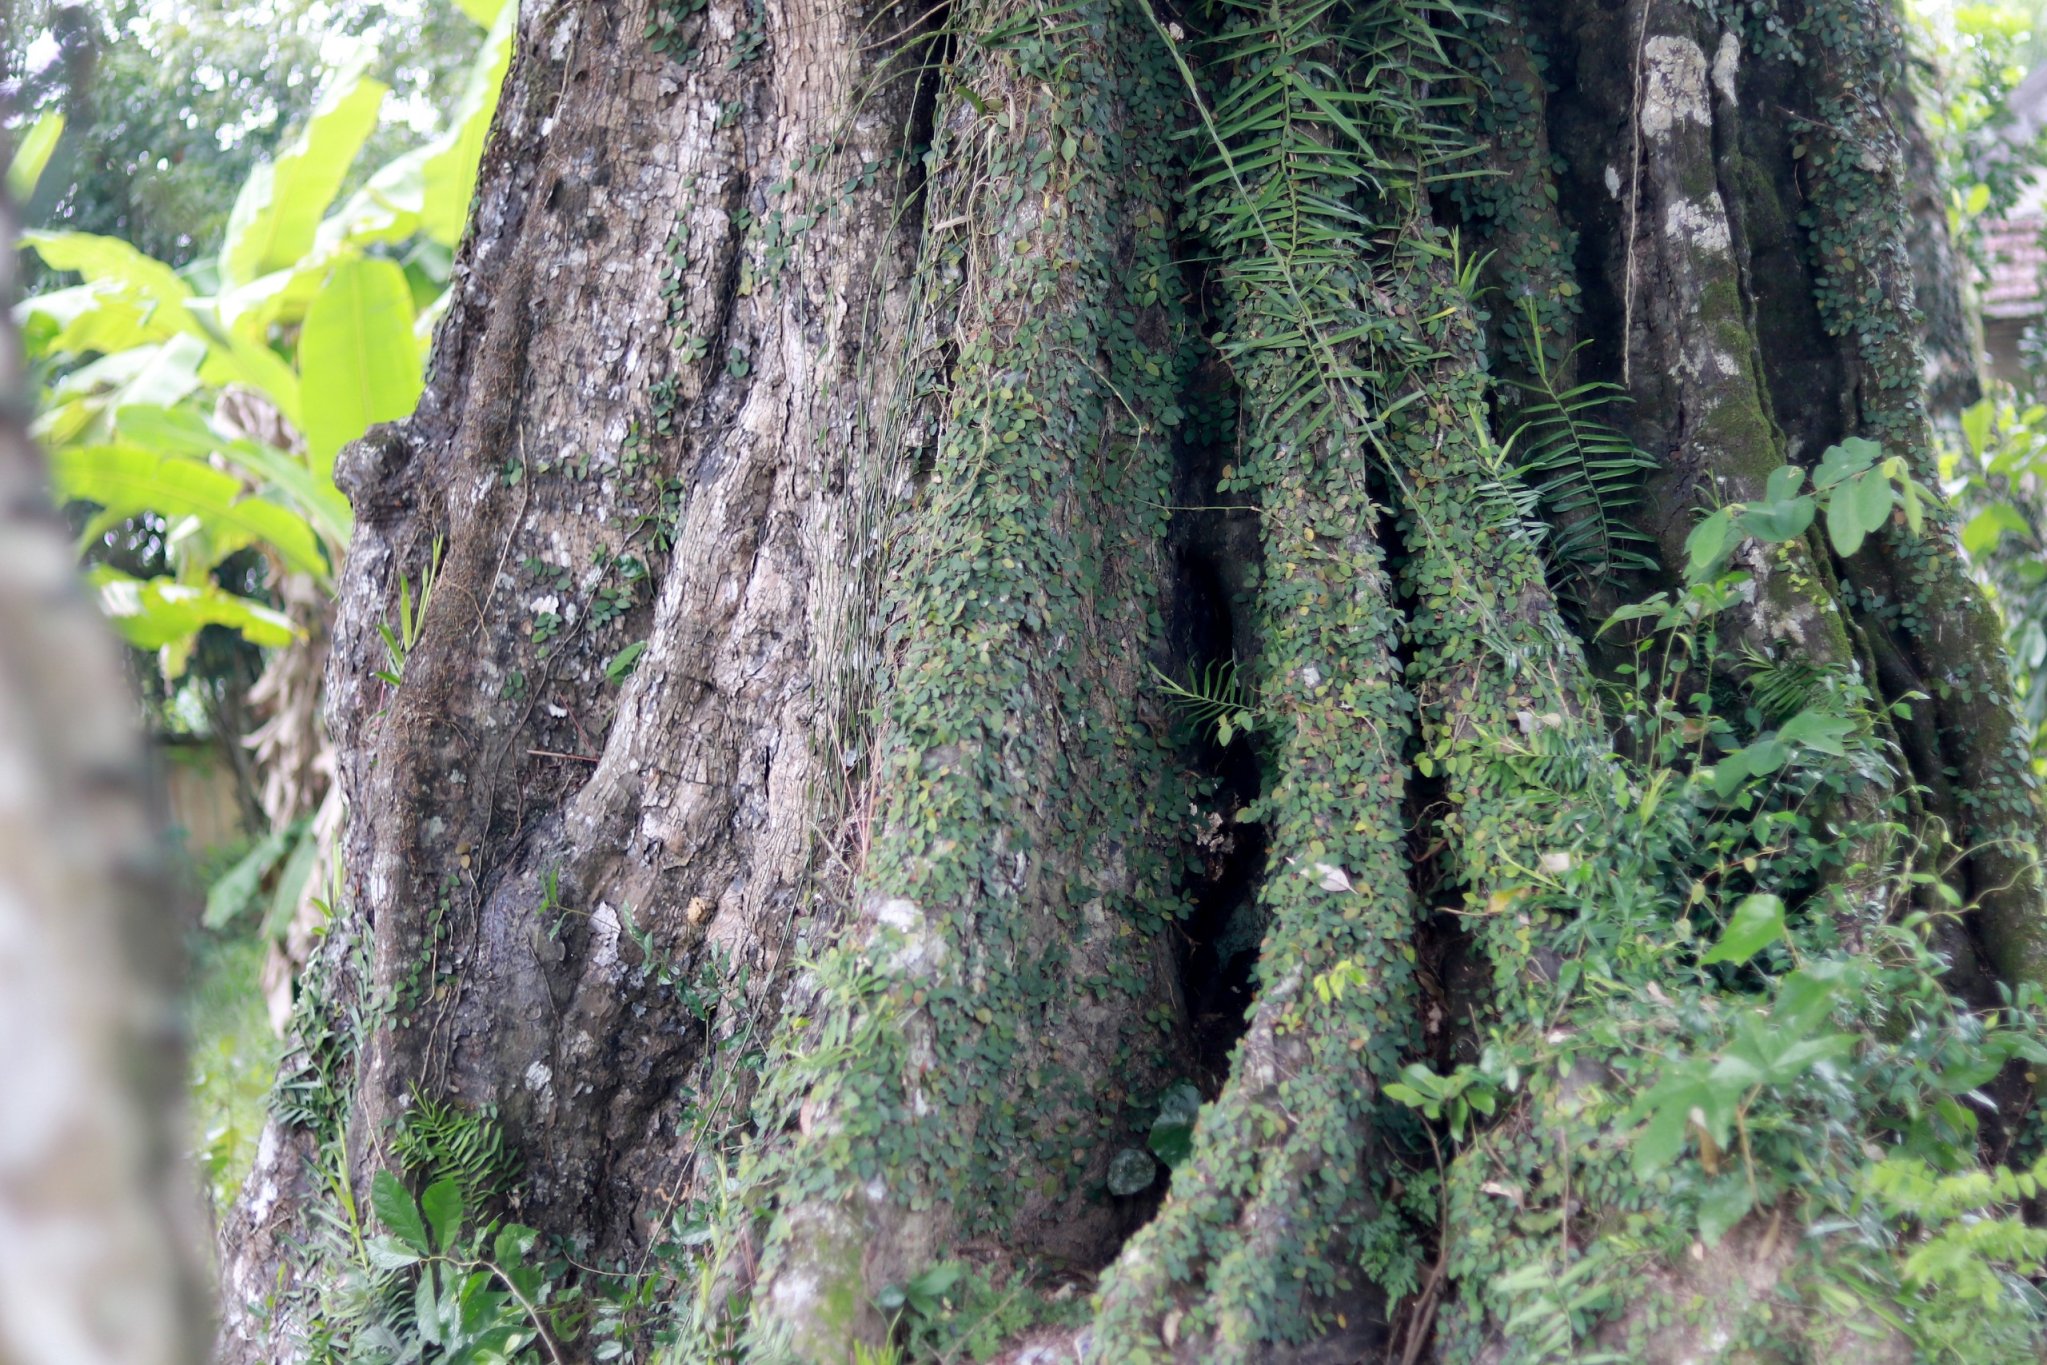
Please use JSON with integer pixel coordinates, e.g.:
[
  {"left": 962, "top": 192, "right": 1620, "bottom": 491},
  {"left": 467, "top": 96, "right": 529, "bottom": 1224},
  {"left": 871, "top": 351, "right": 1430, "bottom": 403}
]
[{"left": 215, "top": 0, "right": 2047, "bottom": 1361}]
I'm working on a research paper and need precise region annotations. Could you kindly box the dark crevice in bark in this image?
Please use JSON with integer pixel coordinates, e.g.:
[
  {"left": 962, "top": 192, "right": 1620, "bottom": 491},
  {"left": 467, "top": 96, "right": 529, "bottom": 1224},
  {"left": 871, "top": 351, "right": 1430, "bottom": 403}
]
[
  {"left": 891, "top": 0, "right": 951, "bottom": 238},
  {"left": 1161, "top": 352, "right": 1265, "bottom": 1094}
]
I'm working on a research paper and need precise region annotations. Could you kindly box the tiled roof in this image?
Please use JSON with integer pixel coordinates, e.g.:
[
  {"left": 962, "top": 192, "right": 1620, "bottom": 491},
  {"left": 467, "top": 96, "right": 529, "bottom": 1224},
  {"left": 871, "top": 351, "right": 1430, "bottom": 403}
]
[{"left": 1983, "top": 213, "right": 2047, "bottom": 319}]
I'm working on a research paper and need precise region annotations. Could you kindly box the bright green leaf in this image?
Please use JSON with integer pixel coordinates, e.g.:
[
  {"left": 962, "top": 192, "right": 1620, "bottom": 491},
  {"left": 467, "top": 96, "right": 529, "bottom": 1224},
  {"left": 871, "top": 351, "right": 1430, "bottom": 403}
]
[
  {"left": 7, "top": 111, "right": 65, "bottom": 202},
  {"left": 114, "top": 406, "right": 350, "bottom": 547},
  {"left": 1737, "top": 493, "right": 1814, "bottom": 544},
  {"left": 52, "top": 443, "right": 326, "bottom": 579},
  {"left": 24, "top": 230, "right": 191, "bottom": 311},
  {"left": 1815, "top": 437, "right": 1880, "bottom": 490},
  {"left": 1701, "top": 893, "right": 1787, "bottom": 967},
  {"left": 298, "top": 257, "right": 423, "bottom": 477},
  {"left": 1777, "top": 709, "right": 1853, "bottom": 757},
  {"left": 1696, "top": 1177, "right": 1754, "bottom": 1245},
  {"left": 421, "top": 1178, "right": 464, "bottom": 1256},
  {"left": 364, "top": 1235, "right": 423, "bottom": 1271},
  {"left": 1962, "top": 503, "right": 2030, "bottom": 557},
  {"left": 220, "top": 69, "right": 388, "bottom": 286},
  {"left": 88, "top": 569, "right": 298, "bottom": 674},
  {"left": 371, "top": 1169, "right": 431, "bottom": 1256},
  {"left": 202, "top": 821, "right": 299, "bottom": 928},
  {"left": 1685, "top": 507, "right": 1737, "bottom": 581}
]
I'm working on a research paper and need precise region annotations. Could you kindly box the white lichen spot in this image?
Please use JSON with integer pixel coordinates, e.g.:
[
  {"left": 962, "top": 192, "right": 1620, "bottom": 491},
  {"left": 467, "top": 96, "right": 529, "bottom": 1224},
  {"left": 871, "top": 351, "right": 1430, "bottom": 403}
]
[
  {"left": 1641, "top": 36, "right": 1711, "bottom": 139},
  {"left": 1300, "top": 663, "right": 1324, "bottom": 688},
  {"left": 769, "top": 1268, "right": 819, "bottom": 1317},
  {"left": 546, "top": 12, "right": 578, "bottom": 62},
  {"left": 1539, "top": 851, "right": 1573, "bottom": 876},
  {"left": 1604, "top": 164, "right": 1622, "bottom": 198},
  {"left": 1711, "top": 31, "right": 1740, "bottom": 103},
  {"left": 864, "top": 1177, "right": 888, "bottom": 1204},
  {"left": 1664, "top": 199, "right": 1732, "bottom": 253},
  {"left": 524, "top": 1061, "right": 553, "bottom": 1093},
  {"left": 1711, "top": 349, "right": 1741, "bottom": 378},
  {"left": 589, "top": 902, "right": 621, "bottom": 970},
  {"left": 871, "top": 897, "right": 946, "bottom": 976}
]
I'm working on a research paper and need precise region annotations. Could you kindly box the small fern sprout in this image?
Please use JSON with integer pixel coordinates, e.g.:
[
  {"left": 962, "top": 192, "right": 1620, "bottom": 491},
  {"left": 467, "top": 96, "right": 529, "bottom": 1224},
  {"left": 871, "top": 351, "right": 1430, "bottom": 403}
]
[{"left": 1150, "top": 658, "right": 1256, "bottom": 745}]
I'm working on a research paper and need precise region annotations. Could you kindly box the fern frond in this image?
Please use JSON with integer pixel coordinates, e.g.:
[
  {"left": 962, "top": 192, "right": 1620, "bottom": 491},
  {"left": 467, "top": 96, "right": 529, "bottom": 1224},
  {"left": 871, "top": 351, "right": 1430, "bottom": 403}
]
[
  {"left": 1507, "top": 300, "right": 1659, "bottom": 587},
  {"left": 1151, "top": 659, "right": 1257, "bottom": 745},
  {"left": 392, "top": 1092, "right": 519, "bottom": 1209}
]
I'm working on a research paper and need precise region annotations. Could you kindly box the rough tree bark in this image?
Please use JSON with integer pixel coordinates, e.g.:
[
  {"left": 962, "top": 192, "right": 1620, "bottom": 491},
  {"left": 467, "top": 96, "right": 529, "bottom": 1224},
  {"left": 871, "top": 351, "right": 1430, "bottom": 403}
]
[{"left": 215, "top": 0, "right": 2047, "bottom": 1361}]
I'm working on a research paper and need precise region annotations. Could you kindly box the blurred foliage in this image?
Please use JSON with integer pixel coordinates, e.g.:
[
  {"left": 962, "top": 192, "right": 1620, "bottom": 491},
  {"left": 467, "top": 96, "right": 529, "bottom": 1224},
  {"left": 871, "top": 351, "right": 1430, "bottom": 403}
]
[
  {"left": 1945, "top": 393, "right": 2047, "bottom": 760},
  {"left": 6, "top": 0, "right": 512, "bottom": 1212},
  {"left": 13, "top": 0, "right": 510, "bottom": 677},
  {"left": 1909, "top": 2, "right": 2046, "bottom": 269},
  {"left": 176, "top": 829, "right": 284, "bottom": 1216},
  {"left": 4, "top": 0, "right": 484, "bottom": 272}
]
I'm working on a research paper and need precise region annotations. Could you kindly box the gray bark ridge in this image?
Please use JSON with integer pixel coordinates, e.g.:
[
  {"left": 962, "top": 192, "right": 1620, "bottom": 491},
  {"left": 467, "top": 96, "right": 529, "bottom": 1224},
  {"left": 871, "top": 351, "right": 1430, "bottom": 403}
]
[{"left": 217, "top": 0, "right": 937, "bottom": 1353}]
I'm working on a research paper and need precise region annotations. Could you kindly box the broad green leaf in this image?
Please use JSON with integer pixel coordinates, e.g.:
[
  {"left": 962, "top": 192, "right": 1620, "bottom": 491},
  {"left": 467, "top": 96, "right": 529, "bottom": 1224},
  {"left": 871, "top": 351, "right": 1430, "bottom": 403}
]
[
  {"left": 7, "top": 111, "right": 65, "bottom": 201},
  {"left": 1700, "top": 893, "right": 1786, "bottom": 967},
  {"left": 1822, "top": 465, "right": 1895, "bottom": 559},
  {"left": 1764, "top": 466, "right": 1806, "bottom": 503},
  {"left": 905, "top": 1263, "right": 964, "bottom": 1316},
  {"left": 220, "top": 69, "right": 388, "bottom": 286},
  {"left": 24, "top": 231, "right": 191, "bottom": 310},
  {"left": 604, "top": 640, "right": 647, "bottom": 683},
  {"left": 1711, "top": 738, "right": 1788, "bottom": 798},
  {"left": 372, "top": 1169, "right": 431, "bottom": 1255},
  {"left": 416, "top": 1266, "right": 445, "bottom": 1347},
  {"left": 454, "top": 0, "right": 511, "bottom": 29},
  {"left": 1696, "top": 1177, "right": 1754, "bottom": 1245},
  {"left": 52, "top": 443, "right": 326, "bottom": 579},
  {"left": 1826, "top": 490, "right": 1866, "bottom": 558},
  {"left": 1961, "top": 403, "right": 1994, "bottom": 458},
  {"left": 329, "top": 1, "right": 512, "bottom": 251},
  {"left": 421, "top": 1178, "right": 464, "bottom": 1256},
  {"left": 114, "top": 406, "right": 350, "bottom": 547},
  {"left": 1815, "top": 437, "right": 1880, "bottom": 490},
  {"left": 17, "top": 282, "right": 179, "bottom": 359},
  {"left": 1762, "top": 1034, "right": 1854, "bottom": 1082},
  {"left": 35, "top": 337, "right": 208, "bottom": 448},
  {"left": 1685, "top": 507, "right": 1737, "bottom": 581},
  {"left": 1962, "top": 503, "right": 2030, "bottom": 557},
  {"left": 298, "top": 257, "right": 423, "bottom": 476},
  {"left": 202, "top": 820, "right": 298, "bottom": 928},
  {"left": 1632, "top": 1078, "right": 1704, "bottom": 1175},
  {"left": 215, "top": 256, "right": 338, "bottom": 338},
  {"left": 492, "top": 1224, "right": 537, "bottom": 1265},
  {"left": 363, "top": 1235, "right": 422, "bottom": 1271},
  {"left": 1737, "top": 493, "right": 1814, "bottom": 544},
  {"left": 1770, "top": 963, "right": 1853, "bottom": 1036},
  {"left": 1597, "top": 598, "right": 1670, "bottom": 637},
  {"left": 1148, "top": 1082, "right": 1202, "bottom": 1169},
  {"left": 260, "top": 827, "right": 321, "bottom": 941},
  {"left": 1777, "top": 709, "right": 1853, "bottom": 757},
  {"left": 88, "top": 569, "right": 297, "bottom": 675},
  {"left": 190, "top": 314, "right": 306, "bottom": 429}
]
